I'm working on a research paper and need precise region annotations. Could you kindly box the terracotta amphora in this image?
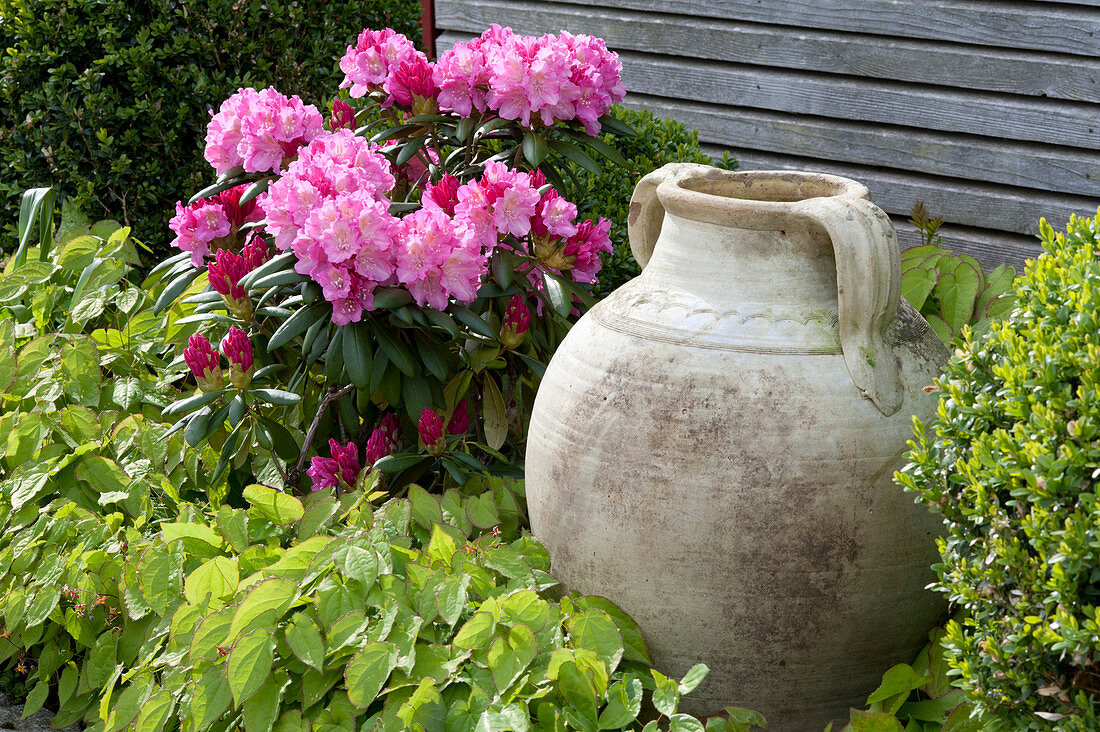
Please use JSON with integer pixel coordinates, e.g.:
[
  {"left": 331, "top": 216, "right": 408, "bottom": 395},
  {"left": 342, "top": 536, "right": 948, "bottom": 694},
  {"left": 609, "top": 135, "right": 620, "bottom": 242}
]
[{"left": 525, "top": 164, "right": 948, "bottom": 729}]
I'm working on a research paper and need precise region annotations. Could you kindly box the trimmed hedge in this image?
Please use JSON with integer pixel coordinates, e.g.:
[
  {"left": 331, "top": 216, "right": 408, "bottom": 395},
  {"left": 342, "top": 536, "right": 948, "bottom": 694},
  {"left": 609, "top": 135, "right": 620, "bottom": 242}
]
[{"left": 0, "top": 0, "right": 422, "bottom": 258}]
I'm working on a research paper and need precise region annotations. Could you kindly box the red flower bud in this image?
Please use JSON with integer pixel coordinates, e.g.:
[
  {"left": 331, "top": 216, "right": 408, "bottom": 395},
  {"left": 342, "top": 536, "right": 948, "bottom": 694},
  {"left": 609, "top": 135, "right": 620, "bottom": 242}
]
[
  {"left": 418, "top": 408, "right": 445, "bottom": 455},
  {"left": 330, "top": 99, "right": 356, "bottom": 131},
  {"left": 184, "top": 334, "right": 223, "bottom": 391},
  {"left": 220, "top": 326, "right": 254, "bottom": 389},
  {"left": 448, "top": 399, "right": 469, "bottom": 435},
  {"left": 500, "top": 295, "right": 531, "bottom": 349}
]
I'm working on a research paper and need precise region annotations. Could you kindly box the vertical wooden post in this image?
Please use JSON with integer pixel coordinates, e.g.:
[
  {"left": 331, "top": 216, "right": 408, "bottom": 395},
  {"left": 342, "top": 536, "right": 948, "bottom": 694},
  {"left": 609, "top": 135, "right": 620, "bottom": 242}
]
[{"left": 420, "top": 0, "right": 436, "bottom": 57}]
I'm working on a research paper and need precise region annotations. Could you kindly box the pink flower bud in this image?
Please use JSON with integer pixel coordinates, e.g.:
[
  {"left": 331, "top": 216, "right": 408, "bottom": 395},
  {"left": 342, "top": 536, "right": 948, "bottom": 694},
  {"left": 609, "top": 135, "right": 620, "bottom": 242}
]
[
  {"left": 184, "top": 334, "right": 223, "bottom": 391},
  {"left": 500, "top": 295, "right": 531, "bottom": 349},
  {"left": 220, "top": 326, "right": 254, "bottom": 389},
  {"left": 422, "top": 174, "right": 461, "bottom": 217},
  {"left": 330, "top": 99, "right": 356, "bottom": 131},
  {"left": 418, "top": 408, "right": 445, "bottom": 455},
  {"left": 242, "top": 234, "right": 270, "bottom": 271},
  {"left": 208, "top": 249, "right": 253, "bottom": 320},
  {"left": 215, "top": 183, "right": 260, "bottom": 229},
  {"left": 448, "top": 399, "right": 469, "bottom": 435}
]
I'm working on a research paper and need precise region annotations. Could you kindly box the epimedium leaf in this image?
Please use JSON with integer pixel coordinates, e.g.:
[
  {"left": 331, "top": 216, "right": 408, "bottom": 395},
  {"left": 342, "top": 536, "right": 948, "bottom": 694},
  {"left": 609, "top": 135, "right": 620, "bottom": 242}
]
[
  {"left": 133, "top": 689, "right": 175, "bottom": 732},
  {"left": 567, "top": 609, "right": 625, "bottom": 674},
  {"left": 285, "top": 613, "right": 325, "bottom": 672},
  {"left": 242, "top": 668, "right": 288, "bottom": 732},
  {"left": 678, "top": 663, "right": 709, "bottom": 695},
  {"left": 244, "top": 484, "right": 305, "bottom": 525},
  {"left": 573, "top": 596, "right": 651, "bottom": 664},
  {"left": 453, "top": 611, "right": 496, "bottom": 649},
  {"left": 190, "top": 665, "right": 233, "bottom": 729},
  {"left": 337, "top": 545, "right": 379, "bottom": 589},
  {"left": 227, "top": 577, "right": 300, "bottom": 641},
  {"left": 345, "top": 641, "right": 398, "bottom": 709},
  {"left": 228, "top": 628, "right": 276, "bottom": 708},
  {"left": 184, "top": 556, "right": 239, "bottom": 606}
]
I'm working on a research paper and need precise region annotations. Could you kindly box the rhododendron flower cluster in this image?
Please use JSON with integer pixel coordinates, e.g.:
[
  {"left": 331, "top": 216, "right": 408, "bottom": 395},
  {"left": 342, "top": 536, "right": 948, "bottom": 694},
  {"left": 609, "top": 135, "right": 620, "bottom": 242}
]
[
  {"left": 432, "top": 25, "right": 626, "bottom": 134},
  {"left": 307, "top": 439, "right": 361, "bottom": 491},
  {"left": 339, "top": 28, "right": 435, "bottom": 108},
  {"left": 169, "top": 184, "right": 264, "bottom": 266},
  {"left": 204, "top": 87, "right": 324, "bottom": 176},
  {"left": 208, "top": 235, "right": 269, "bottom": 318}
]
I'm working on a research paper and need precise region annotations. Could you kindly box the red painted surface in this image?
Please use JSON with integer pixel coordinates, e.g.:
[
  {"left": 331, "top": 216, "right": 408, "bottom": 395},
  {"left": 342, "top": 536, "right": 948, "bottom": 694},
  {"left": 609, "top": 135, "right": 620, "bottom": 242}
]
[{"left": 420, "top": 0, "right": 436, "bottom": 57}]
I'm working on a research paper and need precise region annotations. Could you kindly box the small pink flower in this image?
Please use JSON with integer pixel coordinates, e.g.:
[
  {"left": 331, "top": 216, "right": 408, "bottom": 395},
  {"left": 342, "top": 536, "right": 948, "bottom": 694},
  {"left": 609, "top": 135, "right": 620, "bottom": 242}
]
[
  {"left": 330, "top": 99, "right": 356, "bottom": 131},
  {"left": 563, "top": 217, "right": 612, "bottom": 284},
  {"left": 221, "top": 326, "right": 254, "bottom": 389},
  {"left": 184, "top": 334, "right": 223, "bottom": 391},
  {"left": 500, "top": 294, "right": 531, "bottom": 349},
  {"left": 448, "top": 400, "right": 469, "bottom": 435},
  {"left": 418, "top": 408, "right": 445, "bottom": 455}
]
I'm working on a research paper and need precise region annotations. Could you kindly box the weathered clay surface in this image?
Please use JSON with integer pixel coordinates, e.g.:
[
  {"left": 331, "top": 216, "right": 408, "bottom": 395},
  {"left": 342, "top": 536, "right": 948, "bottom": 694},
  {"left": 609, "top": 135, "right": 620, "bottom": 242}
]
[
  {"left": 526, "top": 167, "right": 949, "bottom": 730},
  {"left": 0, "top": 692, "right": 78, "bottom": 731}
]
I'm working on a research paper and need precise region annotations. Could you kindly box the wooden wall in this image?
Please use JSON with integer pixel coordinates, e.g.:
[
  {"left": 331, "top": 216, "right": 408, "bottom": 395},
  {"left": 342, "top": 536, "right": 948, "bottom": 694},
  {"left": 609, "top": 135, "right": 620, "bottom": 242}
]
[{"left": 434, "top": 0, "right": 1100, "bottom": 270}]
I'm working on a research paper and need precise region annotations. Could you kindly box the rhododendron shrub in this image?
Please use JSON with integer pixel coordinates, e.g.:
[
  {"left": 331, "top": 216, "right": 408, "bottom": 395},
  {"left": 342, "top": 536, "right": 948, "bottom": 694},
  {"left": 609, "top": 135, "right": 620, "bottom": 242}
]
[{"left": 154, "top": 24, "right": 631, "bottom": 501}]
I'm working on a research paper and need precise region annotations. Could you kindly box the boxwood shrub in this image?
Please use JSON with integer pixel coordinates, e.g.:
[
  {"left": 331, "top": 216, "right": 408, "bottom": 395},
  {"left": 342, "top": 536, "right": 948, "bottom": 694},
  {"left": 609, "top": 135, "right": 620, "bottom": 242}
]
[
  {"left": 897, "top": 211, "right": 1100, "bottom": 728},
  {"left": 0, "top": 0, "right": 421, "bottom": 258}
]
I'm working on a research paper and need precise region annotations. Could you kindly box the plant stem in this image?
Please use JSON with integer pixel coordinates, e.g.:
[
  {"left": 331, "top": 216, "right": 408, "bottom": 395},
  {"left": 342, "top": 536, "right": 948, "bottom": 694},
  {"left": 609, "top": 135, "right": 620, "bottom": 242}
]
[{"left": 286, "top": 382, "right": 356, "bottom": 493}]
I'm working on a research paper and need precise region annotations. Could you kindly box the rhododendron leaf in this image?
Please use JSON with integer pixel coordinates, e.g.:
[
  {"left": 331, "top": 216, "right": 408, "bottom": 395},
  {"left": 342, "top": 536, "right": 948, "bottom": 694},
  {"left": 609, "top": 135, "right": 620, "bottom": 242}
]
[
  {"left": 211, "top": 421, "right": 244, "bottom": 485},
  {"left": 145, "top": 250, "right": 190, "bottom": 279},
  {"left": 542, "top": 273, "right": 571, "bottom": 318},
  {"left": 256, "top": 416, "right": 300, "bottom": 462},
  {"left": 491, "top": 250, "right": 514, "bottom": 290},
  {"left": 253, "top": 270, "right": 309, "bottom": 289},
  {"left": 474, "top": 117, "right": 511, "bottom": 139},
  {"left": 548, "top": 139, "right": 602, "bottom": 175},
  {"left": 173, "top": 311, "right": 238, "bottom": 326},
  {"left": 189, "top": 174, "right": 250, "bottom": 205},
  {"left": 239, "top": 178, "right": 270, "bottom": 206},
  {"left": 267, "top": 303, "right": 329, "bottom": 350},
  {"left": 238, "top": 252, "right": 294, "bottom": 290},
  {"left": 369, "top": 123, "right": 418, "bottom": 144},
  {"left": 424, "top": 308, "right": 460, "bottom": 337},
  {"left": 565, "top": 130, "right": 629, "bottom": 168},
  {"left": 163, "top": 389, "right": 226, "bottom": 417},
  {"left": 449, "top": 304, "right": 497, "bottom": 340},
  {"left": 184, "top": 406, "right": 213, "bottom": 447},
  {"left": 324, "top": 329, "right": 345, "bottom": 383},
  {"left": 482, "top": 376, "right": 508, "bottom": 451},
  {"left": 514, "top": 353, "right": 547, "bottom": 380},
  {"left": 375, "top": 327, "right": 416, "bottom": 377},
  {"left": 343, "top": 322, "right": 373, "bottom": 389},
  {"left": 252, "top": 389, "right": 302, "bottom": 407},
  {"left": 153, "top": 267, "right": 205, "bottom": 314},
  {"left": 523, "top": 131, "right": 548, "bottom": 167},
  {"left": 374, "top": 454, "right": 427, "bottom": 474},
  {"left": 396, "top": 135, "right": 429, "bottom": 167},
  {"left": 455, "top": 117, "right": 473, "bottom": 143},
  {"left": 402, "top": 374, "right": 432, "bottom": 422},
  {"left": 599, "top": 114, "right": 637, "bottom": 138}
]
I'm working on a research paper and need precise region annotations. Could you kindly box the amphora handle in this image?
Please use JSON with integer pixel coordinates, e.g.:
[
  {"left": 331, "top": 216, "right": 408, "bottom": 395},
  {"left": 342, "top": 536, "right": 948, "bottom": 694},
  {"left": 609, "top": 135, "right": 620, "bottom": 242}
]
[
  {"left": 790, "top": 195, "right": 903, "bottom": 416},
  {"left": 627, "top": 162, "right": 715, "bottom": 269},
  {"left": 627, "top": 164, "right": 904, "bottom": 416}
]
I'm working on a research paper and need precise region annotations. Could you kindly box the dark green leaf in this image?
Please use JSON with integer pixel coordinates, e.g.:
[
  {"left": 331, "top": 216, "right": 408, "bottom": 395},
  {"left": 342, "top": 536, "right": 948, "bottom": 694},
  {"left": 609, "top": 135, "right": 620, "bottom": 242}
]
[{"left": 267, "top": 303, "right": 330, "bottom": 351}]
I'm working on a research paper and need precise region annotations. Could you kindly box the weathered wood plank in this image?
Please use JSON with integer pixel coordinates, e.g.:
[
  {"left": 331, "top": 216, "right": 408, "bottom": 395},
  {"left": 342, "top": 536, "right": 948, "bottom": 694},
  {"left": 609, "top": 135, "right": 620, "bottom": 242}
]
[
  {"left": 619, "top": 52, "right": 1099, "bottom": 150},
  {"left": 435, "top": 0, "right": 1100, "bottom": 102},
  {"left": 532, "top": 0, "right": 1100, "bottom": 55},
  {"left": 629, "top": 94, "right": 1100, "bottom": 197},
  {"left": 698, "top": 144, "right": 1100, "bottom": 237}
]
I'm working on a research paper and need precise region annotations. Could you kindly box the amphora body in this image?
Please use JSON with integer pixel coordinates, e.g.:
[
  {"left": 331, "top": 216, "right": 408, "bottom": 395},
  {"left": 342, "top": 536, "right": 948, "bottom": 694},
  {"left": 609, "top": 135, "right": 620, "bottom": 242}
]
[{"left": 525, "top": 165, "right": 948, "bottom": 729}]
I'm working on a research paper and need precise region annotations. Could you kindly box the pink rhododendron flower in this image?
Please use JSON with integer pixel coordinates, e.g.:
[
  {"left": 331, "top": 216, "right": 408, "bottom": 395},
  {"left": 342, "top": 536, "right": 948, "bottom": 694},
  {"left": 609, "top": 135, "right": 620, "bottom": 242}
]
[
  {"left": 396, "top": 208, "right": 487, "bottom": 310},
  {"left": 563, "top": 217, "right": 613, "bottom": 283},
  {"left": 433, "top": 25, "right": 625, "bottom": 133},
  {"left": 422, "top": 174, "right": 461, "bottom": 217},
  {"left": 308, "top": 439, "right": 362, "bottom": 491},
  {"left": 204, "top": 87, "right": 324, "bottom": 176},
  {"left": 340, "top": 28, "right": 422, "bottom": 99},
  {"left": 221, "top": 326, "right": 254, "bottom": 389},
  {"left": 168, "top": 184, "right": 265, "bottom": 266},
  {"left": 184, "top": 334, "right": 223, "bottom": 392},
  {"left": 418, "top": 408, "right": 445, "bottom": 454},
  {"left": 384, "top": 55, "right": 439, "bottom": 112}
]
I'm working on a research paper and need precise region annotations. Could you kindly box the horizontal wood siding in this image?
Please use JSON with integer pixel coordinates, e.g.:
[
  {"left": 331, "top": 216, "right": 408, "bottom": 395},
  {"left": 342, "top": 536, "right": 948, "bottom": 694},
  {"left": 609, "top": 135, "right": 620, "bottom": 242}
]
[{"left": 435, "top": 0, "right": 1100, "bottom": 269}]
